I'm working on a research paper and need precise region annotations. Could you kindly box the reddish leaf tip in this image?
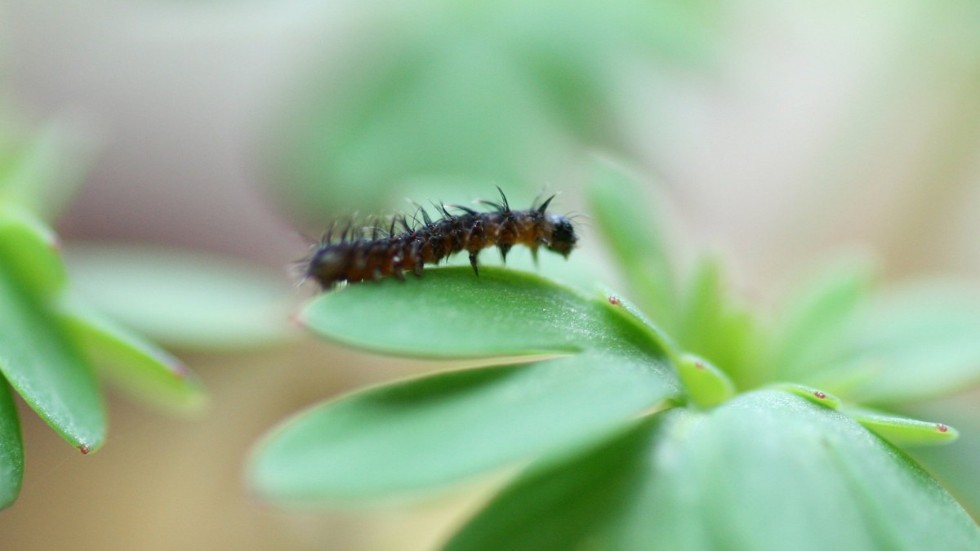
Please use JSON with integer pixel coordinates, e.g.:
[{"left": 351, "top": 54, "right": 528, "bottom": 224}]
[
  {"left": 78, "top": 445, "right": 90, "bottom": 455},
  {"left": 169, "top": 361, "right": 189, "bottom": 377}
]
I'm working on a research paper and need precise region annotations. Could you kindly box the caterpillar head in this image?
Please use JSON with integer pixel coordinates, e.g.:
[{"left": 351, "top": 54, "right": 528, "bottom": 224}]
[{"left": 543, "top": 214, "right": 577, "bottom": 258}]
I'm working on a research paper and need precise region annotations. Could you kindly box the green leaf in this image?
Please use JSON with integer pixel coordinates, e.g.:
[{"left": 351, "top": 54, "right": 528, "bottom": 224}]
[
  {"left": 676, "top": 256, "right": 762, "bottom": 387},
  {"left": 0, "top": 203, "right": 67, "bottom": 298},
  {"left": 847, "top": 407, "right": 959, "bottom": 448},
  {"left": 301, "top": 267, "right": 665, "bottom": 359},
  {"left": 828, "top": 282, "right": 980, "bottom": 404},
  {"left": 769, "top": 256, "right": 874, "bottom": 380},
  {"left": 64, "top": 244, "right": 295, "bottom": 350},
  {"left": 249, "top": 351, "right": 678, "bottom": 503},
  {"left": 0, "top": 380, "right": 23, "bottom": 509},
  {"left": 0, "top": 266, "right": 105, "bottom": 452},
  {"left": 444, "top": 391, "right": 980, "bottom": 551},
  {"left": 587, "top": 158, "right": 677, "bottom": 332},
  {"left": 443, "top": 416, "right": 658, "bottom": 551},
  {"left": 599, "top": 288, "right": 680, "bottom": 364},
  {"left": 769, "top": 382, "right": 842, "bottom": 410},
  {"left": 57, "top": 298, "right": 207, "bottom": 413},
  {"left": 904, "top": 395, "right": 980, "bottom": 518},
  {"left": 676, "top": 354, "right": 735, "bottom": 409}
]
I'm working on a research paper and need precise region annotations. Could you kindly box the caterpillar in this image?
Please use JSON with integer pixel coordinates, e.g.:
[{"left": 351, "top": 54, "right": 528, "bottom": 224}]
[{"left": 304, "top": 189, "right": 577, "bottom": 289}]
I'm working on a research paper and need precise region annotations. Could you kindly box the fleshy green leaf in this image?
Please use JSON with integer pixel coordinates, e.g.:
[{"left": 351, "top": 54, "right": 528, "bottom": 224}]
[
  {"left": 825, "top": 282, "right": 980, "bottom": 404},
  {"left": 769, "top": 382, "right": 842, "bottom": 410},
  {"left": 677, "top": 354, "right": 735, "bottom": 409},
  {"left": 249, "top": 351, "right": 677, "bottom": 503},
  {"left": 300, "top": 267, "right": 665, "bottom": 359},
  {"left": 0, "top": 203, "right": 67, "bottom": 298},
  {"left": 848, "top": 407, "right": 959, "bottom": 448},
  {"left": 64, "top": 244, "right": 295, "bottom": 350},
  {"left": 0, "top": 380, "right": 23, "bottom": 509},
  {"left": 443, "top": 416, "right": 658, "bottom": 551},
  {"left": 57, "top": 298, "right": 207, "bottom": 413},
  {"left": 0, "top": 266, "right": 105, "bottom": 452},
  {"left": 587, "top": 157, "right": 677, "bottom": 332},
  {"left": 444, "top": 391, "right": 980, "bottom": 551},
  {"left": 599, "top": 288, "right": 680, "bottom": 363}
]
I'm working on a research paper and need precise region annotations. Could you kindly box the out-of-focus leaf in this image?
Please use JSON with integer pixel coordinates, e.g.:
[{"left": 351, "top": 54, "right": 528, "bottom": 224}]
[
  {"left": 0, "top": 118, "right": 94, "bottom": 221},
  {"left": 848, "top": 407, "right": 959, "bottom": 448},
  {"left": 500, "top": 0, "right": 718, "bottom": 62},
  {"left": 249, "top": 351, "right": 677, "bottom": 503},
  {"left": 769, "top": 257, "right": 875, "bottom": 380},
  {"left": 64, "top": 244, "right": 295, "bottom": 350},
  {"left": 0, "top": 266, "right": 105, "bottom": 453},
  {"left": 676, "top": 256, "right": 761, "bottom": 388},
  {"left": 282, "top": 35, "right": 559, "bottom": 219},
  {"left": 826, "top": 282, "right": 980, "bottom": 404},
  {"left": 58, "top": 298, "right": 207, "bottom": 414},
  {"left": 504, "top": 22, "right": 612, "bottom": 144},
  {"left": 276, "top": 1, "right": 718, "bottom": 221},
  {"left": 587, "top": 158, "right": 678, "bottom": 332},
  {"left": 0, "top": 380, "right": 23, "bottom": 509},
  {"left": 444, "top": 391, "right": 980, "bottom": 551},
  {"left": 300, "top": 266, "right": 665, "bottom": 359},
  {"left": 0, "top": 203, "right": 67, "bottom": 298}
]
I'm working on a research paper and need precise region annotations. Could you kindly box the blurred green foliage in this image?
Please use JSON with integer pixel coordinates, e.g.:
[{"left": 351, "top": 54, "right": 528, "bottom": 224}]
[
  {"left": 274, "top": 0, "right": 717, "bottom": 221},
  {"left": 0, "top": 112, "right": 207, "bottom": 509}
]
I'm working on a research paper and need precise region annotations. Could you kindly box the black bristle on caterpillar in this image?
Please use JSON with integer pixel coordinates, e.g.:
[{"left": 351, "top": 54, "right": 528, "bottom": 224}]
[{"left": 303, "top": 188, "right": 577, "bottom": 290}]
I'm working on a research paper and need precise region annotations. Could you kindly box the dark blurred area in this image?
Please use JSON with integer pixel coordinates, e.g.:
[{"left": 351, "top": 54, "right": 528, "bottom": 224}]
[{"left": 0, "top": 0, "right": 978, "bottom": 549}]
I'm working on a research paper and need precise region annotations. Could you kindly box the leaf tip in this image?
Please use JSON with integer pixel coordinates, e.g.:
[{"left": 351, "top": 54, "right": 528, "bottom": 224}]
[
  {"left": 167, "top": 360, "right": 190, "bottom": 378},
  {"left": 848, "top": 408, "right": 960, "bottom": 447},
  {"left": 677, "top": 353, "right": 736, "bottom": 408},
  {"left": 770, "top": 383, "right": 841, "bottom": 410}
]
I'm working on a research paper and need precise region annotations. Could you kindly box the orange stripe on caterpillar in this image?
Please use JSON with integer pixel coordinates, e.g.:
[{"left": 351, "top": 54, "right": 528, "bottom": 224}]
[{"left": 304, "top": 189, "right": 577, "bottom": 289}]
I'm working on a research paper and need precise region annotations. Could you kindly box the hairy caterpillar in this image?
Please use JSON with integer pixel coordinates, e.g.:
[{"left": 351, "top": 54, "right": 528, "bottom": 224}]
[{"left": 304, "top": 189, "right": 577, "bottom": 289}]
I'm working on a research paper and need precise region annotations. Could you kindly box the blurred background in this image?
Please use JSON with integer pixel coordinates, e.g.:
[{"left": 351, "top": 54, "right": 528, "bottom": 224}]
[{"left": 0, "top": 0, "right": 978, "bottom": 549}]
